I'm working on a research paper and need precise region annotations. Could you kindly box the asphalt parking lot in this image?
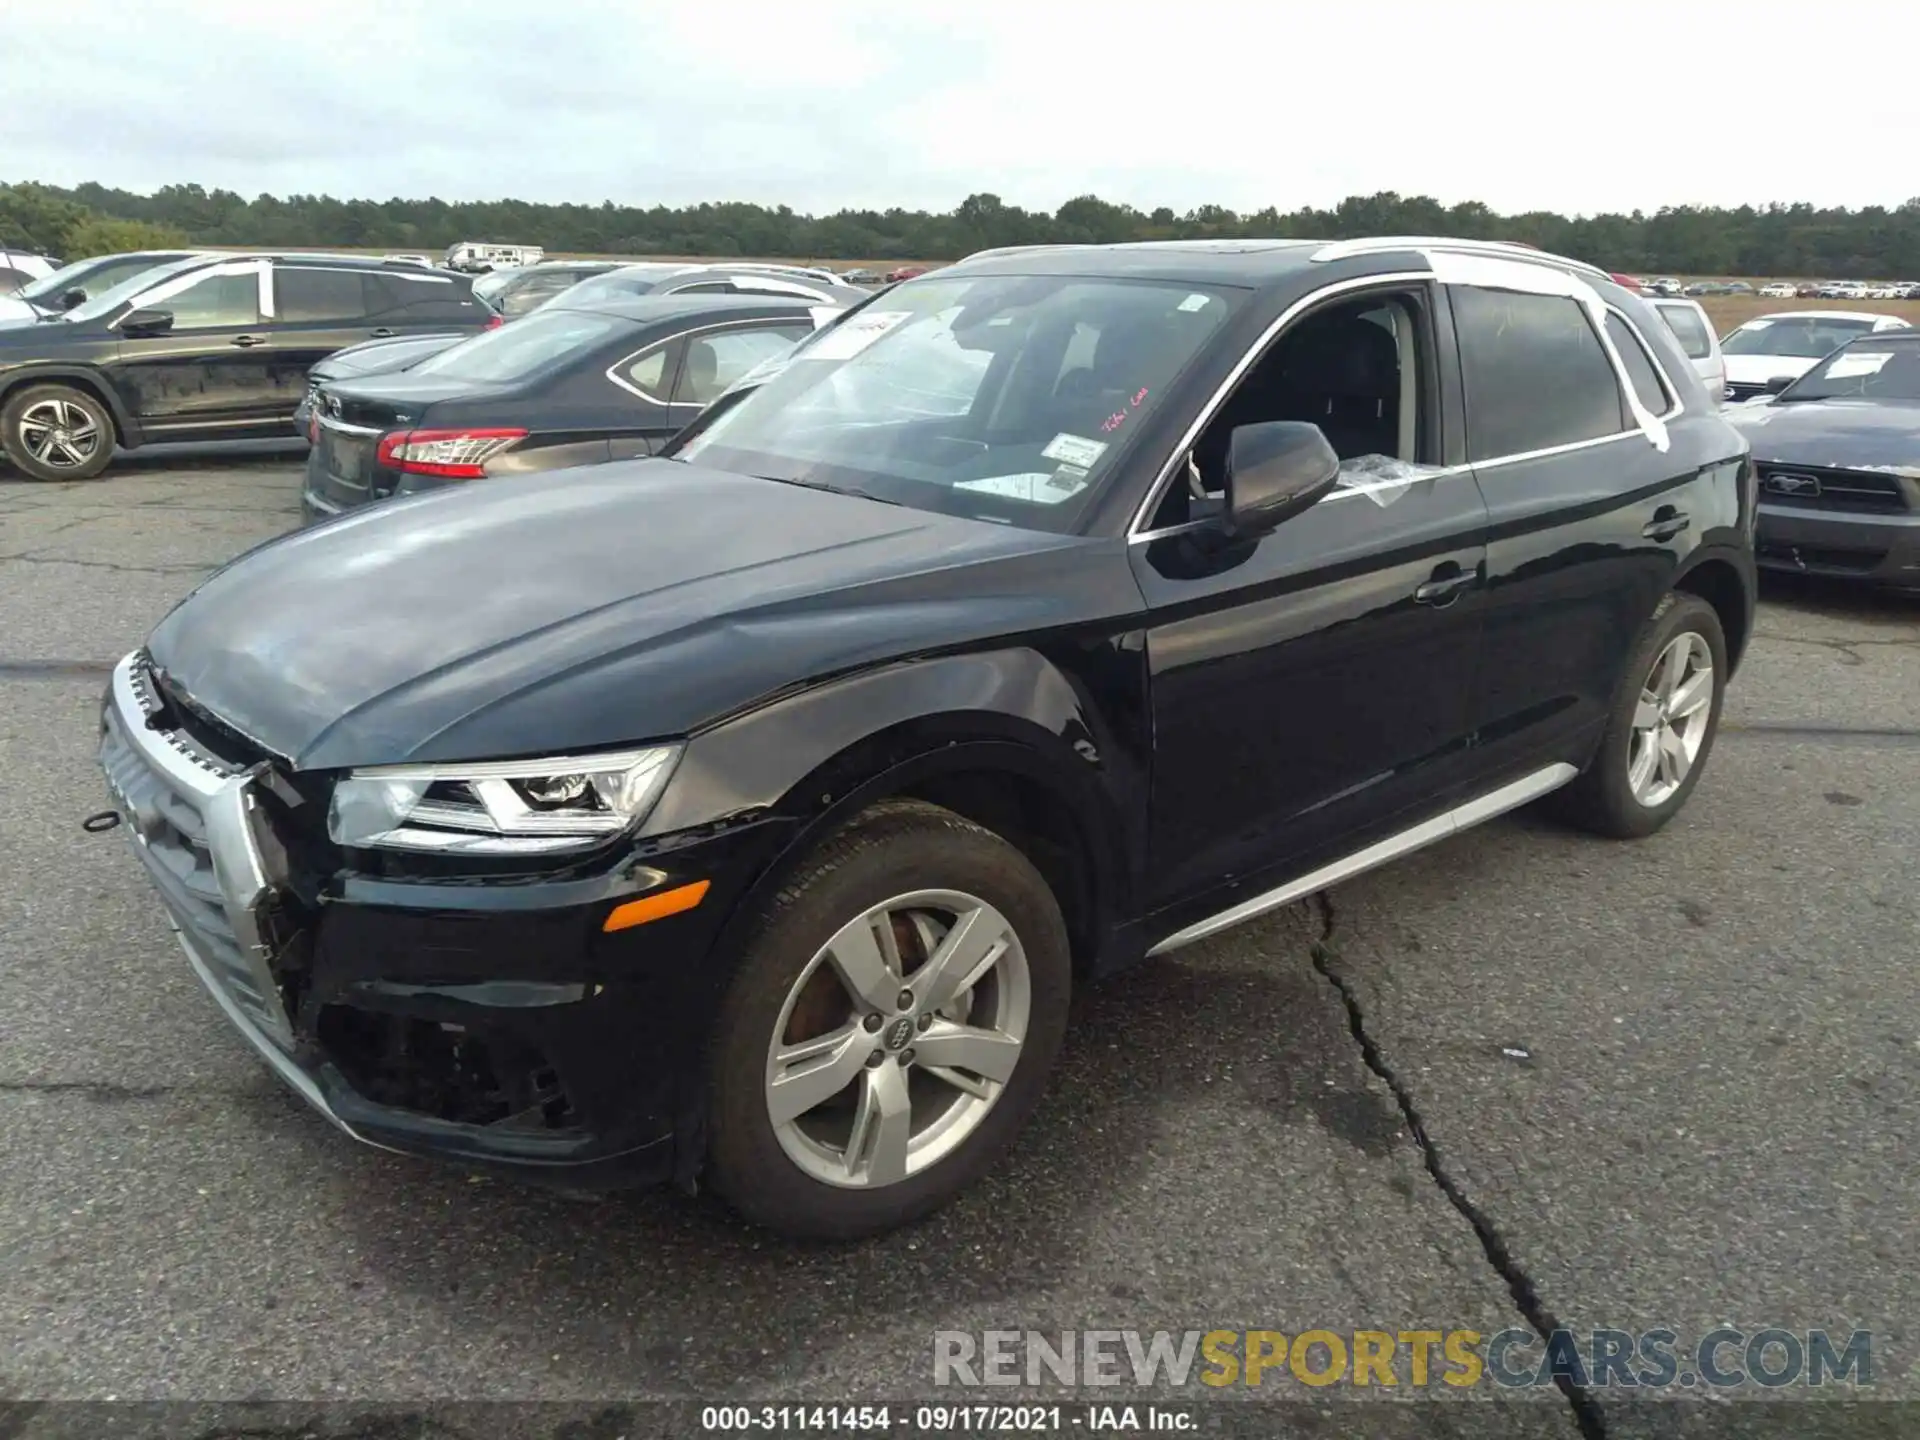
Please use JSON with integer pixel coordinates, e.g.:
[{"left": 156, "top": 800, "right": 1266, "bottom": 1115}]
[{"left": 1, "top": 453, "right": 1915, "bottom": 1433}]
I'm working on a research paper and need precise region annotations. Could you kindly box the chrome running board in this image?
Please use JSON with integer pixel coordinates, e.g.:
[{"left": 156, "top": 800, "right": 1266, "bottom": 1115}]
[{"left": 1144, "top": 763, "right": 1579, "bottom": 956}]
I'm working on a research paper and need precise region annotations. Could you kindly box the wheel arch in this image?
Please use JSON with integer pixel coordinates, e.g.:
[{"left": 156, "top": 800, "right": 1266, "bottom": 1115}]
[
  {"left": 644, "top": 648, "right": 1144, "bottom": 978},
  {"left": 0, "top": 367, "right": 136, "bottom": 448},
  {"left": 1672, "top": 550, "right": 1753, "bottom": 670}
]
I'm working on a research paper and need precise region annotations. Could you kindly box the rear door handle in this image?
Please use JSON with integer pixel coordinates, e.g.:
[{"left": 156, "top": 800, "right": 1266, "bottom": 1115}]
[
  {"left": 1643, "top": 508, "right": 1691, "bottom": 540},
  {"left": 230, "top": 334, "right": 268, "bottom": 348},
  {"left": 1414, "top": 564, "right": 1478, "bottom": 606}
]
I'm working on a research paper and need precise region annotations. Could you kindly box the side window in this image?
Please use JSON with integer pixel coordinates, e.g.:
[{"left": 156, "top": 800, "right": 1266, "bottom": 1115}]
[
  {"left": 277, "top": 268, "right": 370, "bottom": 324},
  {"left": 668, "top": 280, "right": 734, "bottom": 295},
  {"left": 619, "top": 340, "right": 680, "bottom": 400},
  {"left": 0, "top": 267, "right": 30, "bottom": 293},
  {"left": 671, "top": 325, "right": 811, "bottom": 407},
  {"left": 159, "top": 270, "right": 261, "bottom": 329},
  {"left": 1148, "top": 289, "right": 1432, "bottom": 531},
  {"left": 1604, "top": 313, "right": 1671, "bottom": 416},
  {"left": 1655, "top": 304, "right": 1712, "bottom": 359},
  {"left": 1451, "top": 288, "right": 1625, "bottom": 461}
]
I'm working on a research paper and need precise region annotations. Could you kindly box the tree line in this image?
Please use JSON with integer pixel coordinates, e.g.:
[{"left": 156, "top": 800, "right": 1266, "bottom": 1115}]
[{"left": 5, "top": 180, "right": 1920, "bottom": 279}]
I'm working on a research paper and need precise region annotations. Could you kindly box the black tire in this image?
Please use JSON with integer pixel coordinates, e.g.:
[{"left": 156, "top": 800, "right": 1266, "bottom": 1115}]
[
  {"left": 1556, "top": 591, "right": 1728, "bottom": 839},
  {"left": 706, "top": 799, "right": 1072, "bottom": 1239},
  {"left": 1, "top": 383, "right": 115, "bottom": 481}
]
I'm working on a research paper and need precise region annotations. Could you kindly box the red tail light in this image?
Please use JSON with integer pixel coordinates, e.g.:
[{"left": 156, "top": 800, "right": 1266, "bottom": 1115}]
[
  {"left": 484, "top": 313, "right": 504, "bottom": 329},
  {"left": 306, "top": 408, "right": 319, "bottom": 445},
  {"left": 1609, "top": 272, "right": 1644, "bottom": 294},
  {"left": 376, "top": 427, "right": 528, "bottom": 479}
]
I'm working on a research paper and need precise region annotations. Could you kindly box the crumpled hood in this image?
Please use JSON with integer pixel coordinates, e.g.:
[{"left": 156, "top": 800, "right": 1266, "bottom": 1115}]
[
  {"left": 1725, "top": 397, "right": 1920, "bottom": 474},
  {"left": 147, "top": 460, "right": 1139, "bottom": 770}
]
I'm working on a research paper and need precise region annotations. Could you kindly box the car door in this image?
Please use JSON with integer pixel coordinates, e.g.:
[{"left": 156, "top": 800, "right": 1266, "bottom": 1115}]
[
  {"left": 105, "top": 259, "right": 278, "bottom": 439},
  {"left": 1130, "top": 280, "right": 1491, "bottom": 923},
  {"left": 268, "top": 264, "right": 382, "bottom": 419},
  {"left": 1449, "top": 273, "right": 1713, "bottom": 784}
]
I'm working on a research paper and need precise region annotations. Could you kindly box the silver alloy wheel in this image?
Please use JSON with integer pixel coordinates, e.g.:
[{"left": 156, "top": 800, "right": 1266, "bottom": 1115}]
[
  {"left": 1628, "top": 631, "right": 1714, "bottom": 807},
  {"left": 764, "top": 889, "right": 1031, "bottom": 1189},
  {"left": 17, "top": 398, "right": 104, "bottom": 471}
]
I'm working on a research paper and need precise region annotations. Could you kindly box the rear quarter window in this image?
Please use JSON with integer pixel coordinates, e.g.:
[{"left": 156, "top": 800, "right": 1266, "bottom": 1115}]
[
  {"left": 1452, "top": 288, "right": 1626, "bottom": 461},
  {"left": 1656, "top": 303, "right": 1714, "bottom": 359},
  {"left": 1604, "top": 313, "right": 1673, "bottom": 415}
]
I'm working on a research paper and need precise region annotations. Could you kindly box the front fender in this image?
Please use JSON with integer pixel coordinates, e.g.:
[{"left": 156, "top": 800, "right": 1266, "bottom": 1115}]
[{"left": 640, "top": 642, "right": 1149, "bottom": 945}]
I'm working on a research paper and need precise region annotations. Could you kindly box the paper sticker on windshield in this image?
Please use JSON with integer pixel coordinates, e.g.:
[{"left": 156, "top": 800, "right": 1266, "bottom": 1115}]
[
  {"left": 1738, "top": 319, "right": 1774, "bottom": 330},
  {"left": 805, "top": 310, "right": 912, "bottom": 361},
  {"left": 1825, "top": 351, "right": 1892, "bottom": 378},
  {"left": 1041, "top": 433, "right": 1108, "bottom": 468},
  {"left": 1178, "top": 293, "right": 1211, "bottom": 312},
  {"left": 956, "top": 471, "right": 1090, "bottom": 505}
]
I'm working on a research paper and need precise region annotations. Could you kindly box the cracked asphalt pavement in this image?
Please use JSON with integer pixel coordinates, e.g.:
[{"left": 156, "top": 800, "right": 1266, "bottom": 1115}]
[{"left": 1, "top": 451, "right": 1915, "bottom": 1435}]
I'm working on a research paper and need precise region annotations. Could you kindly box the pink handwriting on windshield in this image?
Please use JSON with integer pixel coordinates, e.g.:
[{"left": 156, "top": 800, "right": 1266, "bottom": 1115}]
[{"left": 1100, "top": 388, "right": 1151, "bottom": 434}]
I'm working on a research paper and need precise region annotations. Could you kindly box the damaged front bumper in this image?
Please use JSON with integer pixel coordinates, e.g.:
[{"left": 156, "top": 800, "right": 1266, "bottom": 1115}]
[{"left": 97, "top": 652, "right": 783, "bottom": 1189}]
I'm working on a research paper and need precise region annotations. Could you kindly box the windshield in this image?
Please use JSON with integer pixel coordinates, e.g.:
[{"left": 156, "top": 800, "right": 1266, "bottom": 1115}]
[
  {"left": 1780, "top": 338, "right": 1920, "bottom": 402},
  {"left": 671, "top": 273, "right": 1239, "bottom": 533},
  {"left": 1721, "top": 316, "right": 1877, "bottom": 358},
  {"left": 559, "top": 264, "right": 696, "bottom": 307},
  {"left": 63, "top": 256, "right": 212, "bottom": 323},
  {"left": 408, "top": 308, "right": 633, "bottom": 383},
  {"left": 469, "top": 267, "right": 531, "bottom": 304}
]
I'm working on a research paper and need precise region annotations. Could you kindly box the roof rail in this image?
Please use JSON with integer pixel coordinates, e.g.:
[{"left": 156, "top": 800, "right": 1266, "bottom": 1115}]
[{"left": 1309, "top": 236, "right": 1612, "bottom": 282}]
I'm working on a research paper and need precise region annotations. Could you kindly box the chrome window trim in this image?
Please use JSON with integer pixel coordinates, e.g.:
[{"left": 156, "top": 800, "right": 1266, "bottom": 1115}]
[
  {"left": 1602, "top": 303, "right": 1685, "bottom": 424},
  {"left": 605, "top": 314, "right": 816, "bottom": 406},
  {"left": 118, "top": 257, "right": 269, "bottom": 328},
  {"left": 1126, "top": 270, "right": 1434, "bottom": 538}
]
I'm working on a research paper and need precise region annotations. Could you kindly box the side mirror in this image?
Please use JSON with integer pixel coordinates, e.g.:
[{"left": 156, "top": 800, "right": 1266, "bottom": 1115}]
[
  {"left": 1224, "top": 421, "right": 1342, "bottom": 537},
  {"left": 120, "top": 307, "right": 175, "bottom": 336},
  {"left": 59, "top": 288, "right": 86, "bottom": 310},
  {"left": 1764, "top": 374, "right": 1795, "bottom": 395}
]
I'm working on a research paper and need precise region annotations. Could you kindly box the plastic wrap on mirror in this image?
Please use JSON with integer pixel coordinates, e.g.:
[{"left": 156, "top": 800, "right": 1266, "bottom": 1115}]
[{"left": 1333, "top": 453, "right": 1449, "bottom": 507}]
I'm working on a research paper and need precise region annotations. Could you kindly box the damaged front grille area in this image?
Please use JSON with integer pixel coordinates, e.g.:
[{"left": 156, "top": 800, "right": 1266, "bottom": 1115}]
[{"left": 316, "top": 1006, "right": 582, "bottom": 1132}]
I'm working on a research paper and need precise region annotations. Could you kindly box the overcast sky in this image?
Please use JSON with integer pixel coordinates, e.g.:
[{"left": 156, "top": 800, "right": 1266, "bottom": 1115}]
[{"left": 7, "top": 0, "right": 1916, "bottom": 219}]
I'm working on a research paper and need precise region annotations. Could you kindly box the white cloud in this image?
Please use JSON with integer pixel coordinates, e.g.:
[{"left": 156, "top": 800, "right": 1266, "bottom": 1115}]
[{"left": 5, "top": 0, "right": 1917, "bottom": 216}]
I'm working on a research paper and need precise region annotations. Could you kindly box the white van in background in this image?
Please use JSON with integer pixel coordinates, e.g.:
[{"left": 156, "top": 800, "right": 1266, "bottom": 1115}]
[
  {"left": 1647, "top": 297, "right": 1727, "bottom": 404},
  {"left": 443, "top": 242, "right": 546, "bottom": 273}
]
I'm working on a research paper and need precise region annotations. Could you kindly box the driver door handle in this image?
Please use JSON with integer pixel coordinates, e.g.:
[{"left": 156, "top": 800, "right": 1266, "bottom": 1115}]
[
  {"left": 1414, "top": 563, "right": 1477, "bottom": 606},
  {"left": 1643, "top": 506, "right": 1690, "bottom": 541},
  {"left": 230, "top": 334, "right": 268, "bottom": 348}
]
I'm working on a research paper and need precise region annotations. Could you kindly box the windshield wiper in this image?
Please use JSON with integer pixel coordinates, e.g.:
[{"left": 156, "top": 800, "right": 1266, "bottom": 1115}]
[{"left": 765, "top": 473, "right": 904, "bottom": 507}]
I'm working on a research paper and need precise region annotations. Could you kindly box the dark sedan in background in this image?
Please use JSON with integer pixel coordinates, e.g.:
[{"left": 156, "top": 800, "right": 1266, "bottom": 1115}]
[
  {"left": 0, "top": 249, "right": 206, "bottom": 322},
  {"left": 301, "top": 294, "right": 835, "bottom": 520},
  {"left": 1727, "top": 329, "right": 1920, "bottom": 586}
]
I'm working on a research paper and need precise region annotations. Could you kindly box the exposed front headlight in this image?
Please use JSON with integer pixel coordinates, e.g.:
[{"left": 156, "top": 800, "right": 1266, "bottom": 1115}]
[{"left": 328, "top": 745, "right": 681, "bottom": 855}]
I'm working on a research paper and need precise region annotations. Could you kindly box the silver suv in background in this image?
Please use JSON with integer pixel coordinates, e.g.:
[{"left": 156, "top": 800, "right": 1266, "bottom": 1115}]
[{"left": 1648, "top": 297, "right": 1726, "bottom": 404}]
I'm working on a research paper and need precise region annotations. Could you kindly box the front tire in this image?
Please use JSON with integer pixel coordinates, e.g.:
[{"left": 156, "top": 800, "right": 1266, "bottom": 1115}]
[
  {"left": 1558, "top": 591, "right": 1727, "bottom": 838},
  {"left": 706, "top": 800, "right": 1071, "bottom": 1239},
  {"left": 2, "top": 384, "right": 115, "bottom": 481}
]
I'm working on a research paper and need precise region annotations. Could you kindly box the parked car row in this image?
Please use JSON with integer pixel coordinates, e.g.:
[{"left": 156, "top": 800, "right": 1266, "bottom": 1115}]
[
  {"left": 1639, "top": 275, "right": 1920, "bottom": 300},
  {"left": 0, "top": 248, "right": 869, "bottom": 481},
  {"left": 94, "top": 234, "right": 1767, "bottom": 1239}
]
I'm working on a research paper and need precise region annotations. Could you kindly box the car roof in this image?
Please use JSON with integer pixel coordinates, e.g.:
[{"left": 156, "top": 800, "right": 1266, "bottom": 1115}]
[
  {"left": 545, "top": 292, "right": 829, "bottom": 325},
  {"left": 943, "top": 236, "right": 1615, "bottom": 290}
]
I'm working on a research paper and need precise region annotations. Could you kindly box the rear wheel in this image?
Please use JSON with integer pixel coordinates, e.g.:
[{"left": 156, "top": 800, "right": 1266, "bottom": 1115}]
[
  {"left": 1, "top": 384, "right": 115, "bottom": 481},
  {"left": 1557, "top": 591, "right": 1727, "bottom": 838},
  {"left": 706, "top": 800, "right": 1071, "bottom": 1239}
]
